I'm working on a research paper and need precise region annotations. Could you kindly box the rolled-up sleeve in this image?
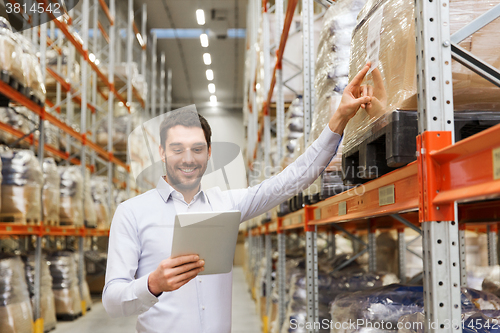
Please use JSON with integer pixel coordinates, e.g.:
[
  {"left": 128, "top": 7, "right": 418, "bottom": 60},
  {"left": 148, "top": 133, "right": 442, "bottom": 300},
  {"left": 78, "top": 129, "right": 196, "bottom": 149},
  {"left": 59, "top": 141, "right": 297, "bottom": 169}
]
[
  {"left": 102, "top": 204, "right": 160, "bottom": 317},
  {"left": 233, "top": 126, "right": 342, "bottom": 222}
]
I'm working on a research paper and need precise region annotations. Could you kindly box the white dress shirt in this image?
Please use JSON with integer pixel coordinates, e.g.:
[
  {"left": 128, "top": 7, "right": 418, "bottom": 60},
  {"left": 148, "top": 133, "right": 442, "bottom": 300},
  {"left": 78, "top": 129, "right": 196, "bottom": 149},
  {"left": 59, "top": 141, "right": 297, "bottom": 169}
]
[{"left": 103, "top": 126, "right": 341, "bottom": 333}]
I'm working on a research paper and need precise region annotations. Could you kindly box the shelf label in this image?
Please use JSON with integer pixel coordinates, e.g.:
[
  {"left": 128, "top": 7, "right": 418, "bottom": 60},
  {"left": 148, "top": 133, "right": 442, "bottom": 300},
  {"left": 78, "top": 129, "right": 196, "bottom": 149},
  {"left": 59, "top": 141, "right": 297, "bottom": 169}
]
[
  {"left": 6, "top": 226, "right": 12, "bottom": 232},
  {"left": 338, "top": 202, "right": 347, "bottom": 216},
  {"left": 27, "top": 227, "right": 33, "bottom": 232},
  {"left": 379, "top": 185, "right": 395, "bottom": 206},
  {"left": 314, "top": 208, "right": 321, "bottom": 220},
  {"left": 366, "top": 4, "right": 385, "bottom": 73},
  {"left": 494, "top": 147, "right": 500, "bottom": 180}
]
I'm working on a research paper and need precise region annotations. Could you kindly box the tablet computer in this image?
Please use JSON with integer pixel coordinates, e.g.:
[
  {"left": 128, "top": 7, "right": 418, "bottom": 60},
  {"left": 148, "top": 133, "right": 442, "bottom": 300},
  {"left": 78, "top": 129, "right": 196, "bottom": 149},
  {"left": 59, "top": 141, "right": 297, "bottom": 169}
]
[{"left": 171, "top": 210, "right": 241, "bottom": 275}]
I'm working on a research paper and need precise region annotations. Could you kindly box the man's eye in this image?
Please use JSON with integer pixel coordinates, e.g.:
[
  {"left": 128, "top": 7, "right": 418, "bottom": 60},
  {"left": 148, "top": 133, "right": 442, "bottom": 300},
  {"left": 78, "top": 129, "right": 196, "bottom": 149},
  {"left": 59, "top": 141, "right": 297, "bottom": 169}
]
[
  {"left": 193, "top": 148, "right": 203, "bottom": 153},
  {"left": 174, "top": 149, "right": 183, "bottom": 153}
]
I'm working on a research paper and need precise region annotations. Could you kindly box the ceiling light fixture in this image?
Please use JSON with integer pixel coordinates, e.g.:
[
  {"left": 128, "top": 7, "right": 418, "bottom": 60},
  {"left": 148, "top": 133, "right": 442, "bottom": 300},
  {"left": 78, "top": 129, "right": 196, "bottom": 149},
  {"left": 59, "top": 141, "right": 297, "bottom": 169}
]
[
  {"left": 196, "top": 9, "right": 205, "bottom": 25},
  {"left": 200, "top": 33, "right": 209, "bottom": 47},
  {"left": 208, "top": 83, "right": 216, "bottom": 94},
  {"left": 210, "top": 95, "right": 217, "bottom": 104},
  {"left": 203, "top": 53, "right": 211, "bottom": 65},
  {"left": 206, "top": 69, "right": 214, "bottom": 81}
]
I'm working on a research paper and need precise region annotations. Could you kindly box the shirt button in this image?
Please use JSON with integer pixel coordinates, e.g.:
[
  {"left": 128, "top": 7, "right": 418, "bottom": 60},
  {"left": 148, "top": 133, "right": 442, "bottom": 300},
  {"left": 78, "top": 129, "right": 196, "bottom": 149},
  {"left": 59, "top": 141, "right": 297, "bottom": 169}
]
[
  {"left": 202, "top": 306, "right": 205, "bottom": 310},
  {"left": 151, "top": 301, "right": 156, "bottom": 305},
  {"left": 199, "top": 279, "right": 202, "bottom": 283}
]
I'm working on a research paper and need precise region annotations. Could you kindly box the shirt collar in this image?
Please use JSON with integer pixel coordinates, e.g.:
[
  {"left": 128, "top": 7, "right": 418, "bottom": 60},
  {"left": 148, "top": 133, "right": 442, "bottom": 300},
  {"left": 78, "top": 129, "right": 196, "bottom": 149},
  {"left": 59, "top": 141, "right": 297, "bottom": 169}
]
[{"left": 156, "top": 176, "right": 206, "bottom": 203}]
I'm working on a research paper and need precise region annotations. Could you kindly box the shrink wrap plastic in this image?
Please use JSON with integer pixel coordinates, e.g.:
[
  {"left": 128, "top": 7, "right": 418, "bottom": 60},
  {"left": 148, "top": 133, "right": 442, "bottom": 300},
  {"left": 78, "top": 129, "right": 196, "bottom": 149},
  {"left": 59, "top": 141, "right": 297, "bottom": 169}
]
[
  {"left": 58, "top": 166, "right": 84, "bottom": 226},
  {"left": 83, "top": 169, "right": 97, "bottom": 228},
  {"left": 0, "top": 108, "right": 31, "bottom": 147},
  {"left": 281, "top": 270, "right": 398, "bottom": 333},
  {"left": 16, "top": 34, "right": 46, "bottom": 103},
  {"left": 43, "top": 158, "right": 60, "bottom": 224},
  {"left": 0, "top": 18, "right": 24, "bottom": 85},
  {"left": 330, "top": 285, "right": 500, "bottom": 333},
  {"left": 23, "top": 254, "right": 57, "bottom": 332},
  {"left": 312, "top": 0, "right": 366, "bottom": 169},
  {"left": 483, "top": 266, "right": 500, "bottom": 298},
  {"left": 399, "top": 311, "right": 500, "bottom": 333},
  {"left": 90, "top": 176, "right": 110, "bottom": 229},
  {"left": 0, "top": 256, "right": 34, "bottom": 333},
  {"left": 281, "top": 98, "right": 304, "bottom": 169},
  {"left": 96, "top": 110, "right": 139, "bottom": 152},
  {"left": 73, "top": 253, "right": 92, "bottom": 310},
  {"left": 47, "top": 252, "right": 82, "bottom": 316},
  {"left": 0, "top": 149, "right": 43, "bottom": 222},
  {"left": 345, "top": 0, "right": 500, "bottom": 153}
]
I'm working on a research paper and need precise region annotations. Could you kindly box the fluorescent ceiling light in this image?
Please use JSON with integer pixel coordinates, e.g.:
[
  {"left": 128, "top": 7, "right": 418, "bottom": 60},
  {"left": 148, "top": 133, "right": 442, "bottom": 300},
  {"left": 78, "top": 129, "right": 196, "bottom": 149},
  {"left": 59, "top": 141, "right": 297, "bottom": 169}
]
[
  {"left": 89, "top": 53, "right": 96, "bottom": 62},
  {"left": 203, "top": 53, "right": 211, "bottom": 65},
  {"left": 196, "top": 9, "right": 205, "bottom": 25},
  {"left": 208, "top": 83, "right": 216, "bottom": 94},
  {"left": 206, "top": 69, "right": 214, "bottom": 81},
  {"left": 210, "top": 95, "right": 217, "bottom": 104},
  {"left": 200, "top": 33, "right": 209, "bottom": 47}
]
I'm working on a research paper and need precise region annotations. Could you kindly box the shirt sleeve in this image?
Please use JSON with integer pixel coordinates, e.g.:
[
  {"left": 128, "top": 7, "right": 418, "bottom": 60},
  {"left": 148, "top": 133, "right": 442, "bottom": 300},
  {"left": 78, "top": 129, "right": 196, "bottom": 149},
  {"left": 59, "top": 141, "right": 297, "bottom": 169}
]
[
  {"left": 102, "top": 203, "right": 160, "bottom": 317},
  {"left": 232, "top": 125, "right": 342, "bottom": 222}
]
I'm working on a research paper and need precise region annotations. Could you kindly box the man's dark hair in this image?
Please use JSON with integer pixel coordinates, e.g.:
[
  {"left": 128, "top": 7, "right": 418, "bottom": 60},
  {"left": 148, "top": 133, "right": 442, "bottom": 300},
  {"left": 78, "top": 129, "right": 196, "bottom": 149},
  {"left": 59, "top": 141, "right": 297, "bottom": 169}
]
[{"left": 160, "top": 109, "right": 212, "bottom": 149}]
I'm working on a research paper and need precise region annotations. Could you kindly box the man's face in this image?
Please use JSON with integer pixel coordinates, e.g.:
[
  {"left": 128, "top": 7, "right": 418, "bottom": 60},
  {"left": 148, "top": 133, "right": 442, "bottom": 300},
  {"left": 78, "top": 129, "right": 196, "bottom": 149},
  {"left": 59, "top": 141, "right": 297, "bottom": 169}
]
[{"left": 159, "top": 125, "right": 211, "bottom": 192}]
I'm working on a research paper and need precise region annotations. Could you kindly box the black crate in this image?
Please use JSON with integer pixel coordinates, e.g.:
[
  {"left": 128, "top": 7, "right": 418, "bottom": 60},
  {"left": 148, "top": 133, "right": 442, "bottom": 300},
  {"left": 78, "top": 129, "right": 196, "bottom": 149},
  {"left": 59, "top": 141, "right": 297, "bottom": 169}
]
[{"left": 342, "top": 110, "right": 500, "bottom": 185}]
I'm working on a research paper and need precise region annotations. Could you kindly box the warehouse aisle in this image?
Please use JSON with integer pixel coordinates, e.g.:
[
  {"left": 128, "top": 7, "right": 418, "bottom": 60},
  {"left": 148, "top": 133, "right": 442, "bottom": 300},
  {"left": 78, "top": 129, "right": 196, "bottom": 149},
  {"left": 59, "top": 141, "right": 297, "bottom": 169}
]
[
  {"left": 51, "top": 267, "right": 261, "bottom": 333},
  {"left": 52, "top": 301, "right": 138, "bottom": 333},
  {"left": 231, "top": 267, "right": 262, "bottom": 333}
]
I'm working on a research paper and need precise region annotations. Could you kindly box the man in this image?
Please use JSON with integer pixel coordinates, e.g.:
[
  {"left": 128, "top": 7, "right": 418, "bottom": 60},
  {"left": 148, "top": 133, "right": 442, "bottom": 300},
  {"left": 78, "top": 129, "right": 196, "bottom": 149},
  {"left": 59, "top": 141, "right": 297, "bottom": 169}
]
[{"left": 103, "top": 63, "right": 373, "bottom": 332}]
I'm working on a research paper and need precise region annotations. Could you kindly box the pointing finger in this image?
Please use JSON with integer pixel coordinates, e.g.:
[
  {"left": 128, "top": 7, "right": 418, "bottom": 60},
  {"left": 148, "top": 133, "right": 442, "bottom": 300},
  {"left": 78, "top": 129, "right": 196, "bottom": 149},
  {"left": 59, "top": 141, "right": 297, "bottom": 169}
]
[{"left": 347, "top": 62, "right": 371, "bottom": 89}]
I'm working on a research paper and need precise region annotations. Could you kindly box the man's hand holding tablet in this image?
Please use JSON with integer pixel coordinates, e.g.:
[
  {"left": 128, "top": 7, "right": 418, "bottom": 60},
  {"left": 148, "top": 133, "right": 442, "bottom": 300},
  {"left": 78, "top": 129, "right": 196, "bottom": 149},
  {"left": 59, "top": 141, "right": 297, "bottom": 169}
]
[{"left": 148, "top": 255, "right": 205, "bottom": 296}]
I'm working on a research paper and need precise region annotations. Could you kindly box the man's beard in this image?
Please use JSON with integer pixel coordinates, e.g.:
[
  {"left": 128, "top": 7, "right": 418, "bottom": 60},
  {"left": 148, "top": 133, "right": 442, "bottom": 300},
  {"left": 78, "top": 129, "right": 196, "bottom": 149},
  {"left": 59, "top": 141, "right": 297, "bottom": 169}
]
[{"left": 164, "top": 155, "right": 207, "bottom": 191}]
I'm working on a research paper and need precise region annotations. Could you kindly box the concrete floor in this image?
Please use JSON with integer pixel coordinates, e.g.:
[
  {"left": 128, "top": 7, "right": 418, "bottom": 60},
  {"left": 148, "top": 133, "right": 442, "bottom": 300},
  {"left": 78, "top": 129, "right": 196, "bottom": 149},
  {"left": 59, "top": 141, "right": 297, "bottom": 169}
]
[{"left": 52, "top": 267, "right": 261, "bottom": 333}]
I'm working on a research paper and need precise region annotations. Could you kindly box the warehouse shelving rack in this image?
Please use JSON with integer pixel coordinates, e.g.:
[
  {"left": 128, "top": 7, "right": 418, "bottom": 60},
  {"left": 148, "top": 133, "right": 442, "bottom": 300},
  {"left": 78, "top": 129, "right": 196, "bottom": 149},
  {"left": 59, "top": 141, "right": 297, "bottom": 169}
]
[
  {"left": 0, "top": 1, "right": 160, "bottom": 332},
  {"left": 244, "top": 0, "right": 500, "bottom": 332}
]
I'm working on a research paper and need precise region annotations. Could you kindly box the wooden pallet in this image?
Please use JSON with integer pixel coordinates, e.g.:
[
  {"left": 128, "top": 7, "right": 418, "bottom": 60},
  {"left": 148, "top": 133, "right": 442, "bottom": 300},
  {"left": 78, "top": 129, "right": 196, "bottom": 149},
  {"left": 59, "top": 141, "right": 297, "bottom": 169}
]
[{"left": 0, "top": 213, "right": 40, "bottom": 225}]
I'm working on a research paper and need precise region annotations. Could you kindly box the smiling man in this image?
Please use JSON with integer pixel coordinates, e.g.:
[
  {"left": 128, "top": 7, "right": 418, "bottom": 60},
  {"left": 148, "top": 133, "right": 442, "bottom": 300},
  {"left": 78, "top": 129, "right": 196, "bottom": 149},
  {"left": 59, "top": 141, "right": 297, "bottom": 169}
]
[{"left": 103, "top": 63, "right": 374, "bottom": 333}]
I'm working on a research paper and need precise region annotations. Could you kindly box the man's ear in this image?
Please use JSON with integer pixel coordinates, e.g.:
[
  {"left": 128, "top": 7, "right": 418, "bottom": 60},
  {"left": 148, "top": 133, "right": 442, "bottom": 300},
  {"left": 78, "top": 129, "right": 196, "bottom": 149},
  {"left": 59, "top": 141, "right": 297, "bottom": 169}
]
[
  {"left": 159, "top": 145, "right": 166, "bottom": 163},
  {"left": 207, "top": 146, "right": 212, "bottom": 160}
]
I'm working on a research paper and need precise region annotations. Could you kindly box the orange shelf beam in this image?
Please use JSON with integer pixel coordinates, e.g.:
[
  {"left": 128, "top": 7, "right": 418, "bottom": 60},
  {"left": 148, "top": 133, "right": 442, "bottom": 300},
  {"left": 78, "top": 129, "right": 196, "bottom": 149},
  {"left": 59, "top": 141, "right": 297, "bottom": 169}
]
[
  {"left": 98, "top": 0, "right": 114, "bottom": 25},
  {"left": 0, "top": 224, "right": 110, "bottom": 237}
]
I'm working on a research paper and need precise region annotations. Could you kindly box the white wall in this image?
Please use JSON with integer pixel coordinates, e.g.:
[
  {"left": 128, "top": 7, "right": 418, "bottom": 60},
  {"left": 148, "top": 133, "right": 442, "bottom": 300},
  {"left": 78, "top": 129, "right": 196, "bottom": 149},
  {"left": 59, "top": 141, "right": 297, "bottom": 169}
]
[{"left": 199, "top": 108, "right": 245, "bottom": 150}]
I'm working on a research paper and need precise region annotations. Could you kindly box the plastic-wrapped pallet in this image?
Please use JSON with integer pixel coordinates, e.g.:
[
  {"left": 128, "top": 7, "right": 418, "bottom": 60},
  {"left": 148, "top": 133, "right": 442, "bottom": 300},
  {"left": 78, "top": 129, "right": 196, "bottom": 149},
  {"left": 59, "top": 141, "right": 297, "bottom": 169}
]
[
  {"left": 16, "top": 34, "right": 46, "bottom": 104},
  {"left": 0, "top": 149, "right": 43, "bottom": 223},
  {"left": 23, "top": 254, "right": 57, "bottom": 332},
  {"left": 73, "top": 253, "right": 92, "bottom": 311},
  {"left": 58, "top": 166, "right": 84, "bottom": 226},
  {"left": 482, "top": 266, "right": 500, "bottom": 297},
  {"left": 0, "top": 256, "right": 34, "bottom": 333},
  {"left": 311, "top": 0, "right": 366, "bottom": 163},
  {"left": 43, "top": 158, "right": 60, "bottom": 225},
  {"left": 96, "top": 110, "right": 140, "bottom": 152},
  {"left": 90, "top": 176, "right": 110, "bottom": 229},
  {"left": 281, "top": 270, "right": 399, "bottom": 333},
  {"left": 0, "top": 17, "right": 24, "bottom": 87},
  {"left": 83, "top": 169, "right": 97, "bottom": 228},
  {"left": 344, "top": 0, "right": 500, "bottom": 155},
  {"left": 399, "top": 311, "right": 500, "bottom": 333},
  {"left": 0, "top": 107, "right": 30, "bottom": 147},
  {"left": 280, "top": 97, "right": 304, "bottom": 169},
  {"left": 47, "top": 251, "right": 83, "bottom": 318},
  {"left": 330, "top": 285, "right": 500, "bottom": 333}
]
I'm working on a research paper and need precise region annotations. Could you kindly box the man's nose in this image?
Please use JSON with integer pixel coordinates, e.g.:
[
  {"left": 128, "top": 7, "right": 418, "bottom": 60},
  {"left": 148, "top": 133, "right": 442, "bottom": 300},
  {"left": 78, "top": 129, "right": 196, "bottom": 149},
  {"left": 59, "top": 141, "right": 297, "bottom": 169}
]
[{"left": 181, "top": 149, "right": 195, "bottom": 163}]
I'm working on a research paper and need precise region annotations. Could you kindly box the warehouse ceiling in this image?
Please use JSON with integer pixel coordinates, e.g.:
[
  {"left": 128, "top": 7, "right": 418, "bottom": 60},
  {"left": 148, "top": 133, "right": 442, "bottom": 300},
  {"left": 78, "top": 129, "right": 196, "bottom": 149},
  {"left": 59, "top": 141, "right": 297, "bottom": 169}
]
[{"left": 135, "top": 0, "right": 248, "bottom": 110}]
